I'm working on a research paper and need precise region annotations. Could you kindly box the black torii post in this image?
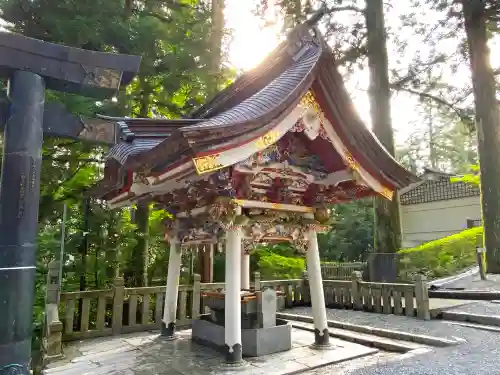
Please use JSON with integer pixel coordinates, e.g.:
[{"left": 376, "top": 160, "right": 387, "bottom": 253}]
[{"left": 0, "top": 32, "right": 140, "bottom": 370}]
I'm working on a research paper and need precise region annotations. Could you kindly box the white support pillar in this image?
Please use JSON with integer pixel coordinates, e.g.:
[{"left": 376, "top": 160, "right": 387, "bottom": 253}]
[
  {"left": 241, "top": 251, "right": 250, "bottom": 290},
  {"left": 305, "top": 225, "right": 331, "bottom": 348},
  {"left": 224, "top": 207, "right": 244, "bottom": 365},
  {"left": 161, "top": 234, "right": 182, "bottom": 339}
]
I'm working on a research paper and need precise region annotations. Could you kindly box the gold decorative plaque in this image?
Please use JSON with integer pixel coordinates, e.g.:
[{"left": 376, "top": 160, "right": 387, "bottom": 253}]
[
  {"left": 255, "top": 130, "right": 279, "bottom": 149},
  {"left": 193, "top": 154, "right": 223, "bottom": 175},
  {"left": 380, "top": 187, "right": 394, "bottom": 200}
]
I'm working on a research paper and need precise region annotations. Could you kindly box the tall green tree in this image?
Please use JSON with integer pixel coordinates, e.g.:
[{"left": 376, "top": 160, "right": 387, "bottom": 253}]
[
  {"left": 0, "top": 0, "right": 221, "bottom": 320},
  {"left": 208, "top": 0, "right": 226, "bottom": 97},
  {"left": 460, "top": 0, "right": 500, "bottom": 272},
  {"left": 364, "top": 0, "right": 402, "bottom": 253},
  {"left": 396, "top": 100, "right": 478, "bottom": 174},
  {"left": 317, "top": 199, "right": 375, "bottom": 262}
]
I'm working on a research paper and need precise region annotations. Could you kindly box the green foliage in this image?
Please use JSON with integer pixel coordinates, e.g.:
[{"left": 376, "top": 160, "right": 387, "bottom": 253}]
[
  {"left": 248, "top": 200, "right": 374, "bottom": 279},
  {"left": 450, "top": 165, "right": 481, "bottom": 186},
  {"left": 398, "top": 227, "right": 482, "bottom": 280},
  {"left": 0, "top": 0, "right": 225, "bottom": 331},
  {"left": 257, "top": 250, "right": 305, "bottom": 280},
  {"left": 317, "top": 199, "right": 374, "bottom": 262},
  {"left": 396, "top": 112, "right": 478, "bottom": 175}
]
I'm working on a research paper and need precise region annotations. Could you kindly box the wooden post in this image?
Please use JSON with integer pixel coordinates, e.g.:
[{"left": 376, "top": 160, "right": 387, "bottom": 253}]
[
  {"left": 414, "top": 274, "right": 430, "bottom": 320},
  {"left": 201, "top": 244, "right": 214, "bottom": 283},
  {"left": 302, "top": 271, "right": 311, "bottom": 305},
  {"left": 351, "top": 271, "right": 363, "bottom": 310},
  {"left": 112, "top": 277, "right": 125, "bottom": 335},
  {"left": 192, "top": 274, "right": 201, "bottom": 320},
  {"left": 254, "top": 271, "right": 261, "bottom": 291},
  {"left": 476, "top": 234, "right": 487, "bottom": 280}
]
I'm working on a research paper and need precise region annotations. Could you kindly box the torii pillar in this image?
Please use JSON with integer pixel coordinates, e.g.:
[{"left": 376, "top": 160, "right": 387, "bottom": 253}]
[{"left": 0, "top": 31, "right": 140, "bottom": 369}]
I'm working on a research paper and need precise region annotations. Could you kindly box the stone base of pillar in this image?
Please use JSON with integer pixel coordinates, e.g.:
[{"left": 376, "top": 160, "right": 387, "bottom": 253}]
[
  {"left": 160, "top": 322, "right": 177, "bottom": 340},
  {"left": 310, "top": 328, "right": 333, "bottom": 350},
  {"left": 219, "top": 343, "right": 247, "bottom": 369}
]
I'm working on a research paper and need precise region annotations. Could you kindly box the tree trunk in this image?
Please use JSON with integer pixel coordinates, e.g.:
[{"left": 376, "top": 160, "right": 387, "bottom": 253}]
[
  {"left": 428, "top": 110, "right": 437, "bottom": 169},
  {"left": 461, "top": 0, "right": 500, "bottom": 273},
  {"left": 125, "top": 203, "right": 149, "bottom": 287},
  {"left": 77, "top": 198, "right": 90, "bottom": 330},
  {"left": 364, "top": 0, "right": 402, "bottom": 253},
  {"left": 79, "top": 199, "right": 89, "bottom": 291},
  {"left": 124, "top": 84, "right": 150, "bottom": 286},
  {"left": 105, "top": 211, "right": 119, "bottom": 281},
  {"left": 209, "top": 0, "right": 225, "bottom": 97},
  {"left": 425, "top": 71, "right": 437, "bottom": 169}
]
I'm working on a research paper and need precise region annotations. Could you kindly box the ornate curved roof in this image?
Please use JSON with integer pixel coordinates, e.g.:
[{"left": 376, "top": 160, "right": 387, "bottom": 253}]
[{"left": 89, "top": 18, "right": 419, "bottom": 211}]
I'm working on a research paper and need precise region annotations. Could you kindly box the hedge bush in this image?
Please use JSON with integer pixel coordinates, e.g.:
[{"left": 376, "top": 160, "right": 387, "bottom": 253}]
[
  {"left": 398, "top": 226, "right": 482, "bottom": 281},
  {"left": 257, "top": 251, "right": 305, "bottom": 280}
]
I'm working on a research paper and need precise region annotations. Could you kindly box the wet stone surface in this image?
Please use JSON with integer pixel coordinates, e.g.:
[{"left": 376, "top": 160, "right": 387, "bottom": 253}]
[{"left": 43, "top": 328, "right": 378, "bottom": 375}]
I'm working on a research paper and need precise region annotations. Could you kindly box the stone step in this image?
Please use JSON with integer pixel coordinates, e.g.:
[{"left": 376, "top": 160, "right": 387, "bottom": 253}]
[
  {"left": 441, "top": 311, "right": 500, "bottom": 326},
  {"left": 445, "top": 320, "right": 500, "bottom": 333},
  {"left": 429, "top": 290, "right": 500, "bottom": 300},
  {"left": 277, "top": 312, "right": 461, "bottom": 348},
  {"left": 288, "top": 320, "right": 424, "bottom": 353}
]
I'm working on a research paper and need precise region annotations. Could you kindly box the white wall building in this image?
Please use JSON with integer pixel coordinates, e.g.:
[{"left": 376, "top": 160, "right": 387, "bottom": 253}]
[{"left": 399, "top": 169, "right": 481, "bottom": 248}]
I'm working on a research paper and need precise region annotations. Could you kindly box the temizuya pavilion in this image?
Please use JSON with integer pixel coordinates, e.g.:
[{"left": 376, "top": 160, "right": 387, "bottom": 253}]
[{"left": 90, "top": 17, "right": 418, "bottom": 365}]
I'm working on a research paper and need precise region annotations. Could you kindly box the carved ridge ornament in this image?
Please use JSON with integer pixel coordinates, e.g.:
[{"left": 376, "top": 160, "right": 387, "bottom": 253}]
[
  {"left": 343, "top": 150, "right": 359, "bottom": 171},
  {"left": 305, "top": 223, "right": 330, "bottom": 233},
  {"left": 220, "top": 222, "right": 244, "bottom": 232},
  {"left": 193, "top": 154, "right": 223, "bottom": 175},
  {"left": 242, "top": 239, "right": 255, "bottom": 255},
  {"left": 298, "top": 91, "right": 396, "bottom": 202},
  {"left": 134, "top": 170, "right": 151, "bottom": 185},
  {"left": 300, "top": 91, "right": 322, "bottom": 114}
]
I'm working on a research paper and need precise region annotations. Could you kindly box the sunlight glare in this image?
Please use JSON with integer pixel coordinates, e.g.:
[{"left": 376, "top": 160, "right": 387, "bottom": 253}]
[{"left": 226, "top": 0, "right": 280, "bottom": 71}]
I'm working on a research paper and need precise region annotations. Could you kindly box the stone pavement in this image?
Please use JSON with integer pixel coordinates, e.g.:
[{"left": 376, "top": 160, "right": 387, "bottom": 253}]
[
  {"left": 439, "top": 272, "right": 500, "bottom": 291},
  {"left": 428, "top": 298, "right": 477, "bottom": 317},
  {"left": 288, "top": 306, "right": 500, "bottom": 375},
  {"left": 44, "top": 327, "right": 379, "bottom": 375}
]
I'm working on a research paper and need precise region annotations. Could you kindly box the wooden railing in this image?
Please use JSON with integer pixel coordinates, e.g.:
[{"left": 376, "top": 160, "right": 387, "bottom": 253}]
[
  {"left": 58, "top": 280, "right": 197, "bottom": 342},
  {"left": 42, "top": 266, "right": 429, "bottom": 363},
  {"left": 321, "top": 262, "right": 366, "bottom": 280},
  {"left": 323, "top": 272, "right": 429, "bottom": 319},
  {"left": 260, "top": 279, "right": 310, "bottom": 310}
]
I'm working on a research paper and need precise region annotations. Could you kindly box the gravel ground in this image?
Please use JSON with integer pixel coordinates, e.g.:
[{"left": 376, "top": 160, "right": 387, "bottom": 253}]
[{"left": 288, "top": 306, "right": 500, "bottom": 375}]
